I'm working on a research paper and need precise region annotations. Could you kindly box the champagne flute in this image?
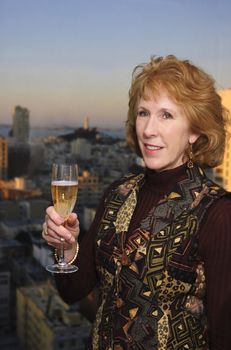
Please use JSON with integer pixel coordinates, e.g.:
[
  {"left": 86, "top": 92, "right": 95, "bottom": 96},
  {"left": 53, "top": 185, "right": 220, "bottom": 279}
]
[{"left": 46, "top": 163, "right": 79, "bottom": 273}]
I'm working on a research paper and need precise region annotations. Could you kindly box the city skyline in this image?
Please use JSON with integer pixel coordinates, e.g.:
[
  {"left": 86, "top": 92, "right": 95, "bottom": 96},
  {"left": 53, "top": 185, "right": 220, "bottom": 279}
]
[{"left": 1, "top": 0, "right": 231, "bottom": 128}]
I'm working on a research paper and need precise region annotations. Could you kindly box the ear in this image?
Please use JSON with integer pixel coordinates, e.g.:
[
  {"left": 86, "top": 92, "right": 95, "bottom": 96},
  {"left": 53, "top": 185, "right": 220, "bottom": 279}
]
[{"left": 189, "top": 132, "right": 200, "bottom": 144}]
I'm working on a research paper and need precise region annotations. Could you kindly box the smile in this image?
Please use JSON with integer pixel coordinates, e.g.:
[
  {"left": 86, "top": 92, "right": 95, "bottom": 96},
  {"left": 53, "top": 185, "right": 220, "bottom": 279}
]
[{"left": 145, "top": 144, "right": 162, "bottom": 150}]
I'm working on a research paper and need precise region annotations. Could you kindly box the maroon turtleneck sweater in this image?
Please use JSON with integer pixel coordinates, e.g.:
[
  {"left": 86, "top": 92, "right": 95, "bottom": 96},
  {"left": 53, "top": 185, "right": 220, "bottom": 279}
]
[{"left": 55, "top": 164, "right": 231, "bottom": 350}]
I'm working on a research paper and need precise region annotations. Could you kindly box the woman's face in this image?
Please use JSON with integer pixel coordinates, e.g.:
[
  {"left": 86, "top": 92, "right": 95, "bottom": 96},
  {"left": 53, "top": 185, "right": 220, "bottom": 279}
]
[{"left": 135, "top": 89, "right": 199, "bottom": 172}]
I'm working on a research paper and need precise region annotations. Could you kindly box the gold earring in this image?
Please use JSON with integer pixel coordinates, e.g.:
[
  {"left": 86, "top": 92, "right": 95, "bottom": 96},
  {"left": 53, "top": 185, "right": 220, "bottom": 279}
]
[{"left": 187, "top": 143, "right": 194, "bottom": 169}]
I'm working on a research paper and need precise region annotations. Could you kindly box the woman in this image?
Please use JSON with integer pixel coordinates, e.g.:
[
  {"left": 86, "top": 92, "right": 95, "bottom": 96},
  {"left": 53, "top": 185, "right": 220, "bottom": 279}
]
[{"left": 43, "top": 55, "right": 231, "bottom": 349}]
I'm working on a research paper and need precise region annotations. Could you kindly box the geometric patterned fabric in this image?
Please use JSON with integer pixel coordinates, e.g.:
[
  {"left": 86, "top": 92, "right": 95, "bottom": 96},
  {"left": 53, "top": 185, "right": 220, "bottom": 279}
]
[{"left": 91, "top": 166, "right": 225, "bottom": 349}]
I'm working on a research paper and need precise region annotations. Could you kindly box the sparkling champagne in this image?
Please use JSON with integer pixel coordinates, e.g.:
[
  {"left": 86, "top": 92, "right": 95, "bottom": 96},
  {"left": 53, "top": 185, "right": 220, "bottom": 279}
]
[{"left": 51, "top": 180, "right": 78, "bottom": 218}]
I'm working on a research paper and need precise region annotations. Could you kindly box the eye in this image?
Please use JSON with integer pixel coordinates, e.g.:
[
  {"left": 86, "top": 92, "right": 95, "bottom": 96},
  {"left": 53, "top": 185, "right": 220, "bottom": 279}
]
[
  {"left": 162, "top": 111, "right": 173, "bottom": 119},
  {"left": 137, "top": 109, "right": 150, "bottom": 117}
]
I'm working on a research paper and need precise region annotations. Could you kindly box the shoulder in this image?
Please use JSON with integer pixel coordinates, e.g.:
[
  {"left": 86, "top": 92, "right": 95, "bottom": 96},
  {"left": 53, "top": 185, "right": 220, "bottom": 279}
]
[
  {"left": 200, "top": 193, "right": 231, "bottom": 244},
  {"left": 106, "top": 171, "right": 145, "bottom": 193},
  {"left": 104, "top": 173, "right": 136, "bottom": 191},
  {"left": 207, "top": 193, "right": 231, "bottom": 221},
  {"left": 100, "top": 173, "right": 137, "bottom": 202},
  {"left": 199, "top": 193, "right": 231, "bottom": 265}
]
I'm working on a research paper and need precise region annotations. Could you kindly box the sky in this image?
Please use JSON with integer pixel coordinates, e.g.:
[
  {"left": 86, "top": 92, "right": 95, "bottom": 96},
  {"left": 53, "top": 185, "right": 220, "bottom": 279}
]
[{"left": 0, "top": 0, "right": 231, "bottom": 128}]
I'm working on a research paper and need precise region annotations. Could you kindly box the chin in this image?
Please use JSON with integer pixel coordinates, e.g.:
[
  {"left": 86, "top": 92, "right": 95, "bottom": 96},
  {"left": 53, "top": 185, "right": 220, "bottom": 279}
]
[{"left": 143, "top": 160, "right": 163, "bottom": 171}]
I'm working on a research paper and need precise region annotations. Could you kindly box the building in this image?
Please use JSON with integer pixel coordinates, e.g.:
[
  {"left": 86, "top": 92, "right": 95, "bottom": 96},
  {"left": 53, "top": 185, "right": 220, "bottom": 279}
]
[
  {"left": 0, "top": 333, "right": 22, "bottom": 350},
  {"left": 0, "top": 137, "right": 8, "bottom": 180},
  {"left": 0, "top": 238, "right": 25, "bottom": 341},
  {"left": 83, "top": 117, "right": 89, "bottom": 130},
  {"left": 82, "top": 206, "right": 96, "bottom": 231},
  {"left": 0, "top": 177, "right": 43, "bottom": 201},
  {"left": 16, "top": 283, "right": 91, "bottom": 350},
  {"left": 7, "top": 139, "right": 30, "bottom": 179},
  {"left": 0, "top": 198, "right": 49, "bottom": 224},
  {"left": 0, "top": 270, "right": 11, "bottom": 333},
  {"left": 71, "top": 138, "right": 91, "bottom": 159},
  {"left": 77, "top": 170, "right": 102, "bottom": 211},
  {"left": 12, "top": 105, "right": 30, "bottom": 143},
  {"left": 215, "top": 89, "right": 231, "bottom": 190},
  {"left": 28, "top": 142, "right": 45, "bottom": 176},
  {"left": 33, "top": 243, "right": 54, "bottom": 269}
]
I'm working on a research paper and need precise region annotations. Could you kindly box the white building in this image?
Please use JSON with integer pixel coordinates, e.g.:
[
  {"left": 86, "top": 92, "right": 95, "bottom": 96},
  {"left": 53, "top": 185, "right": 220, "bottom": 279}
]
[
  {"left": 33, "top": 243, "right": 54, "bottom": 268},
  {"left": 71, "top": 138, "right": 91, "bottom": 159}
]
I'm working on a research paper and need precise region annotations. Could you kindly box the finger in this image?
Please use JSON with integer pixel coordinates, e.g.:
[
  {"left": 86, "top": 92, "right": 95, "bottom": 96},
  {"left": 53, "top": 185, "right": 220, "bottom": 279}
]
[
  {"left": 42, "top": 227, "right": 74, "bottom": 250},
  {"left": 46, "top": 238, "right": 73, "bottom": 250},
  {"left": 46, "top": 206, "right": 64, "bottom": 225},
  {"left": 64, "top": 221, "right": 79, "bottom": 241},
  {"left": 49, "top": 237, "right": 73, "bottom": 250},
  {"left": 66, "top": 212, "right": 77, "bottom": 226},
  {"left": 42, "top": 225, "right": 49, "bottom": 240},
  {"left": 45, "top": 212, "right": 76, "bottom": 244},
  {"left": 41, "top": 225, "right": 60, "bottom": 246},
  {"left": 42, "top": 219, "right": 63, "bottom": 242},
  {"left": 46, "top": 218, "right": 76, "bottom": 244},
  {"left": 65, "top": 217, "right": 79, "bottom": 232},
  {"left": 42, "top": 222, "right": 49, "bottom": 235}
]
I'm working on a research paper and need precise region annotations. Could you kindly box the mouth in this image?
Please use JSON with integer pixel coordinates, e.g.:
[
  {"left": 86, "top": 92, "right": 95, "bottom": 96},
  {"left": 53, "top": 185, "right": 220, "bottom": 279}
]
[{"left": 144, "top": 143, "right": 163, "bottom": 151}]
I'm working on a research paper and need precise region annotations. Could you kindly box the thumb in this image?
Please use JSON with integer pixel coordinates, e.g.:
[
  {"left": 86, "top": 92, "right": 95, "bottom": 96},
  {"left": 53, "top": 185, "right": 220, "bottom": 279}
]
[{"left": 66, "top": 212, "right": 78, "bottom": 227}]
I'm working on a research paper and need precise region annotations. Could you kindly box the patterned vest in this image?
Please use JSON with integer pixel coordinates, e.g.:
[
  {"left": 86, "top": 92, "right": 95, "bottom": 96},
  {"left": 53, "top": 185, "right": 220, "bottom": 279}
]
[{"left": 91, "top": 165, "right": 225, "bottom": 350}]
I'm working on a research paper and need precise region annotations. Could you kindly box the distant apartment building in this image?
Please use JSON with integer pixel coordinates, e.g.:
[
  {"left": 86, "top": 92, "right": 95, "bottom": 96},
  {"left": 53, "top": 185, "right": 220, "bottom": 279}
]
[
  {"left": 0, "top": 176, "right": 42, "bottom": 201},
  {"left": 0, "top": 137, "right": 8, "bottom": 180},
  {"left": 8, "top": 139, "right": 30, "bottom": 179},
  {"left": 77, "top": 170, "right": 102, "bottom": 211},
  {"left": 0, "top": 198, "right": 49, "bottom": 222},
  {"left": 12, "top": 105, "right": 30, "bottom": 143},
  {"left": 16, "top": 283, "right": 90, "bottom": 350},
  {"left": 0, "top": 238, "right": 25, "bottom": 340},
  {"left": 82, "top": 206, "right": 96, "bottom": 231},
  {"left": 42, "top": 136, "right": 69, "bottom": 169},
  {"left": 0, "top": 270, "right": 11, "bottom": 333},
  {"left": 71, "top": 138, "right": 91, "bottom": 159},
  {"left": 215, "top": 89, "right": 231, "bottom": 190},
  {"left": 29, "top": 142, "right": 45, "bottom": 176},
  {"left": 33, "top": 243, "right": 54, "bottom": 269}
]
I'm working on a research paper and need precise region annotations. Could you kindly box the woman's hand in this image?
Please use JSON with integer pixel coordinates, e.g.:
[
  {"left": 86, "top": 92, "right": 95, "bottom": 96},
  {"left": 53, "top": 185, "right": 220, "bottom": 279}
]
[{"left": 42, "top": 206, "right": 80, "bottom": 262}]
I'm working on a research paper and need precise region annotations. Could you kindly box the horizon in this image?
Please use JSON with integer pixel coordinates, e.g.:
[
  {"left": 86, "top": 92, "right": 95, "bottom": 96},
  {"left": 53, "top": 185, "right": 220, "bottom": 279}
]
[
  {"left": 1, "top": 0, "right": 231, "bottom": 128},
  {"left": 0, "top": 122, "right": 125, "bottom": 130},
  {"left": 1, "top": 86, "right": 231, "bottom": 129}
]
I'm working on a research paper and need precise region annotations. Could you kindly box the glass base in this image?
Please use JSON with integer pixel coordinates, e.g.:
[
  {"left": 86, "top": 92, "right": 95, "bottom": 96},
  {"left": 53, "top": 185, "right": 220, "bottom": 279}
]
[{"left": 46, "top": 263, "right": 78, "bottom": 274}]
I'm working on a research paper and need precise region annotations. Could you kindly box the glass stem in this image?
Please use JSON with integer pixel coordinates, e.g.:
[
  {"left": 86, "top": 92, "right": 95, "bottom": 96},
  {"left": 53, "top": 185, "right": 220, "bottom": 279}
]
[
  {"left": 58, "top": 238, "right": 66, "bottom": 266},
  {"left": 58, "top": 219, "right": 67, "bottom": 266}
]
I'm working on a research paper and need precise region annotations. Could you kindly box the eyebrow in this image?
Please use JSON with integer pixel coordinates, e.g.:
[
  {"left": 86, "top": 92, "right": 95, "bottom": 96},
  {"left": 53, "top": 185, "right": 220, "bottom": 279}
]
[
  {"left": 137, "top": 105, "right": 149, "bottom": 110},
  {"left": 137, "top": 106, "right": 174, "bottom": 113}
]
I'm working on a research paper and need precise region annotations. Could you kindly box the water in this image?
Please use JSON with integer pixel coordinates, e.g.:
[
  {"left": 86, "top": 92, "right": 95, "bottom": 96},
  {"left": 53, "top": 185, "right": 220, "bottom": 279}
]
[{"left": 0, "top": 125, "right": 124, "bottom": 140}]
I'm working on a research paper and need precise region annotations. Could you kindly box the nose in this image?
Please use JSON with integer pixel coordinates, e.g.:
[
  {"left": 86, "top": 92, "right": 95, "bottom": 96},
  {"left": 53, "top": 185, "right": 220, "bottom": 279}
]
[{"left": 143, "top": 115, "right": 158, "bottom": 138}]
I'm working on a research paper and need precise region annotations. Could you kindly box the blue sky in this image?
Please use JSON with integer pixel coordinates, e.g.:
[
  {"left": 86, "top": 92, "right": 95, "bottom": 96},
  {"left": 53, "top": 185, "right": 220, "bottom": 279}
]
[{"left": 0, "top": 0, "right": 231, "bottom": 128}]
